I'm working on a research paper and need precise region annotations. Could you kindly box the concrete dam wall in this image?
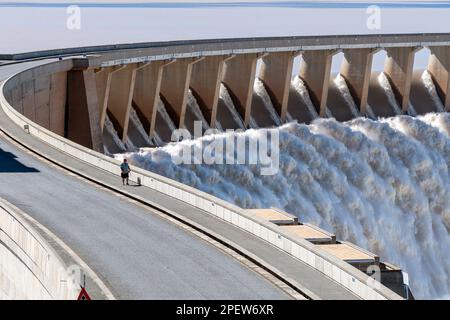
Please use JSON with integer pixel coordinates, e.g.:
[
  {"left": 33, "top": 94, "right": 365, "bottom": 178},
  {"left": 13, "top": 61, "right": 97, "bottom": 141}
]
[
  {"left": 2, "top": 33, "right": 450, "bottom": 299},
  {"left": 0, "top": 198, "right": 79, "bottom": 299}
]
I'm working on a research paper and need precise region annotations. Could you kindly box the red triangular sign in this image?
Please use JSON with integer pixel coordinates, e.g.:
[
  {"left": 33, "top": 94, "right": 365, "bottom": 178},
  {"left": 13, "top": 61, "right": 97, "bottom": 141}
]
[{"left": 77, "top": 287, "right": 91, "bottom": 300}]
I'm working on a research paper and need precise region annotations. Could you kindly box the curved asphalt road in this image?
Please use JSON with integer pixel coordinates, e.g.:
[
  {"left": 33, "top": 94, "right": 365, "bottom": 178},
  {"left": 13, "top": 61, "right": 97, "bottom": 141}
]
[{"left": 0, "top": 61, "right": 287, "bottom": 299}]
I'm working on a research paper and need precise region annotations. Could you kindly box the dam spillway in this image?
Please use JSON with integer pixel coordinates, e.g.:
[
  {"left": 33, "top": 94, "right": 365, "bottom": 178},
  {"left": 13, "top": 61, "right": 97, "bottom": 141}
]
[
  {"left": 2, "top": 33, "right": 450, "bottom": 300},
  {"left": 116, "top": 113, "right": 450, "bottom": 299}
]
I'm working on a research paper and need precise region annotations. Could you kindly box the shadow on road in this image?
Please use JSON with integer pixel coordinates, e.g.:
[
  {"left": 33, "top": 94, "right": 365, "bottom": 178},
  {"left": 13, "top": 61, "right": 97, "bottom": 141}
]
[{"left": 0, "top": 147, "right": 39, "bottom": 173}]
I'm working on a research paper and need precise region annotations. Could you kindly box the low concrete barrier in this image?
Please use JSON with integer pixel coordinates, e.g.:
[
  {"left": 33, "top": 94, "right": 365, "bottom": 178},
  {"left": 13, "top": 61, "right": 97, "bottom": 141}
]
[
  {"left": 0, "top": 198, "right": 78, "bottom": 299},
  {"left": 0, "top": 67, "right": 402, "bottom": 300}
]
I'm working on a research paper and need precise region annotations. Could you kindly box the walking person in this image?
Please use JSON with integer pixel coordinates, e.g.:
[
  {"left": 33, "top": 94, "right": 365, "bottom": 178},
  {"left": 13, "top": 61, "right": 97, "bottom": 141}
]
[{"left": 120, "top": 158, "right": 131, "bottom": 186}]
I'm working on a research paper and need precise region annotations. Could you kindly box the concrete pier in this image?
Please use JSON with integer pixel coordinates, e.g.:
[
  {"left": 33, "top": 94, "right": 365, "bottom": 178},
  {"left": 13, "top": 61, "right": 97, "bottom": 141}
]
[
  {"left": 428, "top": 46, "right": 450, "bottom": 111},
  {"left": 222, "top": 53, "right": 259, "bottom": 127},
  {"left": 94, "top": 66, "right": 115, "bottom": 130},
  {"left": 160, "top": 58, "right": 203, "bottom": 129},
  {"left": 259, "top": 52, "right": 298, "bottom": 122},
  {"left": 66, "top": 69, "right": 103, "bottom": 152},
  {"left": 104, "top": 64, "right": 137, "bottom": 142},
  {"left": 132, "top": 61, "right": 172, "bottom": 137},
  {"left": 190, "top": 55, "right": 230, "bottom": 127},
  {"left": 340, "top": 48, "right": 378, "bottom": 115},
  {"left": 300, "top": 50, "right": 335, "bottom": 117},
  {"left": 384, "top": 47, "right": 420, "bottom": 113}
]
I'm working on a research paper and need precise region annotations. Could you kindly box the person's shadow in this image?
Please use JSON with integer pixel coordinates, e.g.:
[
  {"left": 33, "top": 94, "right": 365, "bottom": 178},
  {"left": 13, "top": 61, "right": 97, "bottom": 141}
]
[
  {"left": 127, "top": 181, "right": 141, "bottom": 187},
  {"left": 0, "top": 147, "right": 39, "bottom": 173}
]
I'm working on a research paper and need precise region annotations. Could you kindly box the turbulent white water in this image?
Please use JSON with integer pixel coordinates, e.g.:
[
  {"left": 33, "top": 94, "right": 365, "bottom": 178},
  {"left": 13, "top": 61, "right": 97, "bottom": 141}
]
[
  {"left": 422, "top": 70, "right": 445, "bottom": 112},
  {"left": 254, "top": 78, "right": 282, "bottom": 126},
  {"left": 117, "top": 113, "right": 450, "bottom": 299},
  {"left": 104, "top": 115, "right": 127, "bottom": 153},
  {"left": 218, "top": 84, "right": 245, "bottom": 129},
  {"left": 334, "top": 74, "right": 360, "bottom": 117},
  {"left": 291, "top": 76, "right": 319, "bottom": 119},
  {"left": 152, "top": 98, "right": 177, "bottom": 146},
  {"left": 365, "top": 103, "right": 376, "bottom": 119},
  {"left": 104, "top": 65, "right": 450, "bottom": 299},
  {"left": 187, "top": 90, "right": 210, "bottom": 131},
  {"left": 378, "top": 72, "right": 403, "bottom": 115},
  {"left": 129, "top": 107, "right": 154, "bottom": 146}
]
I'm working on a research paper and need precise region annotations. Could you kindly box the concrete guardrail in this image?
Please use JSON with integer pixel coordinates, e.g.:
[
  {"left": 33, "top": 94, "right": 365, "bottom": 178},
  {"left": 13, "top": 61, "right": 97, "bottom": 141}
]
[{"left": 0, "top": 198, "right": 79, "bottom": 299}]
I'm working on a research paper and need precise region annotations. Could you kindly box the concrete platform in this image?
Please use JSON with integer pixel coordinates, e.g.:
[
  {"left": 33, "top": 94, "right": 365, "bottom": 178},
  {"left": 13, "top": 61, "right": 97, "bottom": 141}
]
[
  {"left": 280, "top": 224, "right": 336, "bottom": 244},
  {"left": 316, "top": 242, "right": 379, "bottom": 265},
  {"left": 246, "top": 208, "right": 298, "bottom": 225}
]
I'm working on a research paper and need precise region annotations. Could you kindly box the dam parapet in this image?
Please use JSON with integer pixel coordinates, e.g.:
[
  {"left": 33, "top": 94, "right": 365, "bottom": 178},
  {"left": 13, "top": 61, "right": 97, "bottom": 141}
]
[{"left": 0, "top": 198, "right": 80, "bottom": 299}]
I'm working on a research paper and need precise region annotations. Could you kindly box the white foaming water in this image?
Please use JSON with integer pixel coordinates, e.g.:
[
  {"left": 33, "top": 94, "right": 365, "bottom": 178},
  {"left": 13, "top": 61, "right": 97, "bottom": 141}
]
[
  {"left": 285, "top": 112, "right": 294, "bottom": 123},
  {"left": 219, "top": 84, "right": 245, "bottom": 129},
  {"left": 104, "top": 115, "right": 127, "bottom": 152},
  {"left": 124, "top": 139, "right": 136, "bottom": 151},
  {"left": 422, "top": 70, "right": 445, "bottom": 112},
  {"left": 254, "top": 78, "right": 282, "bottom": 126},
  {"left": 117, "top": 114, "right": 450, "bottom": 299},
  {"left": 365, "top": 103, "right": 376, "bottom": 119},
  {"left": 249, "top": 115, "right": 259, "bottom": 129},
  {"left": 324, "top": 107, "right": 333, "bottom": 118},
  {"left": 419, "top": 112, "right": 450, "bottom": 137},
  {"left": 334, "top": 74, "right": 360, "bottom": 117},
  {"left": 153, "top": 98, "right": 176, "bottom": 146},
  {"left": 129, "top": 107, "right": 154, "bottom": 146},
  {"left": 408, "top": 103, "right": 418, "bottom": 117},
  {"left": 187, "top": 90, "right": 210, "bottom": 131},
  {"left": 378, "top": 72, "right": 403, "bottom": 115},
  {"left": 291, "top": 76, "right": 319, "bottom": 119}
]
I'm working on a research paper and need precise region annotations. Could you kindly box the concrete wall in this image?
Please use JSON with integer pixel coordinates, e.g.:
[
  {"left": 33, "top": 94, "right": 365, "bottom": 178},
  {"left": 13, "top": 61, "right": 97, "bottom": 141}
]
[
  {"left": 0, "top": 198, "right": 78, "bottom": 300},
  {"left": 222, "top": 53, "right": 259, "bottom": 127},
  {"left": 384, "top": 47, "right": 421, "bottom": 112},
  {"left": 340, "top": 48, "right": 378, "bottom": 115},
  {"left": 3, "top": 33, "right": 450, "bottom": 62},
  {"left": 300, "top": 50, "right": 335, "bottom": 116},
  {"left": 2, "top": 61, "right": 72, "bottom": 136},
  {"left": 1, "top": 70, "right": 403, "bottom": 300},
  {"left": 259, "top": 51, "right": 298, "bottom": 121}
]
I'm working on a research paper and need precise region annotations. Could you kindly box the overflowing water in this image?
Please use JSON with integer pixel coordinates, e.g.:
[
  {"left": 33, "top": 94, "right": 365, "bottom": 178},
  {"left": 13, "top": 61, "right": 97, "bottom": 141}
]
[
  {"left": 103, "top": 115, "right": 127, "bottom": 154},
  {"left": 334, "top": 73, "right": 360, "bottom": 117},
  {"left": 129, "top": 107, "right": 154, "bottom": 146},
  {"left": 105, "top": 71, "right": 450, "bottom": 299},
  {"left": 218, "top": 84, "right": 245, "bottom": 129},
  {"left": 422, "top": 70, "right": 445, "bottom": 113},
  {"left": 116, "top": 113, "right": 450, "bottom": 299},
  {"left": 152, "top": 98, "right": 177, "bottom": 146},
  {"left": 291, "top": 75, "right": 319, "bottom": 119},
  {"left": 254, "top": 78, "right": 282, "bottom": 126},
  {"left": 187, "top": 90, "right": 210, "bottom": 131},
  {"left": 378, "top": 72, "right": 402, "bottom": 115}
]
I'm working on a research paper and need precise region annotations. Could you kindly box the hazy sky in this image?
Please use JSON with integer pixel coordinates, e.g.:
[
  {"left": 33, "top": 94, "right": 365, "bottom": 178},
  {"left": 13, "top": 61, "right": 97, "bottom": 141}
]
[{"left": 0, "top": 1, "right": 448, "bottom": 70}]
